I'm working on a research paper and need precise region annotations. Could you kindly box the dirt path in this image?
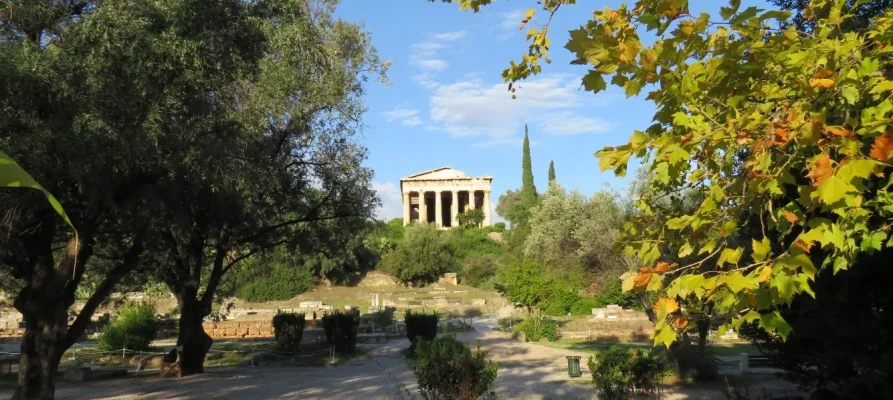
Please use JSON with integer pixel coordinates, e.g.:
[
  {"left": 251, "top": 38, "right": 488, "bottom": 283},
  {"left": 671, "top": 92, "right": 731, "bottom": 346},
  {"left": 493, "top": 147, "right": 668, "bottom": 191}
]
[{"left": 7, "top": 317, "right": 802, "bottom": 400}]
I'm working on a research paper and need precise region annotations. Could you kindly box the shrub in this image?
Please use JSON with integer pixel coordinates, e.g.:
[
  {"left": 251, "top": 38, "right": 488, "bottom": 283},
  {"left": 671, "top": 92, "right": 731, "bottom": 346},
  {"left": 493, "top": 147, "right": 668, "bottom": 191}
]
[
  {"left": 233, "top": 263, "right": 314, "bottom": 302},
  {"left": 593, "top": 280, "right": 640, "bottom": 310},
  {"left": 380, "top": 223, "right": 456, "bottom": 286},
  {"left": 371, "top": 307, "right": 396, "bottom": 328},
  {"left": 672, "top": 341, "right": 719, "bottom": 382},
  {"left": 513, "top": 316, "right": 559, "bottom": 342},
  {"left": 322, "top": 310, "right": 359, "bottom": 353},
  {"left": 493, "top": 222, "right": 506, "bottom": 232},
  {"left": 588, "top": 346, "right": 667, "bottom": 400},
  {"left": 570, "top": 297, "right": 598, "bottom": 316},
  {"left": 541, "top": 287, "right": 580, "bottom": 316},
  {"left": 272, "top": 311, "right": 305, "bottom": 352},
  {"left": 448, "top": 227, "right": 504, "bottom": 261},
  {"left": 98, "top": 303, "right": 159, "bottom": 352},
  {"left": 411, "top": 336, "right": 498, "bottom": 400},
  {"left": 405, "top": 310, "right": 438, "bottom": 351},
  {"left": 460, "top": 255, "right": 498, "bottom": 288},
  {"left": 457, "top": 209, "right": 485, "bottom": 227}
]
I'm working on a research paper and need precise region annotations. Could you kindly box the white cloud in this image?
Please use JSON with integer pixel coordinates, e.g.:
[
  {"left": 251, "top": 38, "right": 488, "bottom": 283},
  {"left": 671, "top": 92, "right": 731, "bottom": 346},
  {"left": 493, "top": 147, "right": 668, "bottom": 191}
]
[
  {"left": 432, "top": 30, "right": 467, "bottom": 41},
  {"left": 427, "top": 74, "right": 610, "bottom": 145},
  {"left": 499, "top": 9, "right": 524, "bottom": 31},
  {"left": 382, "top": 107, "right": 424, "bottom": 127},
  {"left": 408, "top": 31, "right": 466, "bottom": 74},
  {"left": 411, "top": 58, "right": 448, "bottom": 71},
  {"left": 372, "top": 182, "right": 403, "bottom": 221}
]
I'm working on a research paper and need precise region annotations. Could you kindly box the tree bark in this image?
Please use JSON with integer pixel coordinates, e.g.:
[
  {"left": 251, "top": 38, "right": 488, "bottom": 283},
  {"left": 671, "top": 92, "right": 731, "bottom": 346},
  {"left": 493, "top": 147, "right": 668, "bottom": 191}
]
[
  {"left": 174, "top": 291, "right": 213, "bottom": 375},
  {"left": 11, "top": 310, "right": 66, "bottom": 400}
]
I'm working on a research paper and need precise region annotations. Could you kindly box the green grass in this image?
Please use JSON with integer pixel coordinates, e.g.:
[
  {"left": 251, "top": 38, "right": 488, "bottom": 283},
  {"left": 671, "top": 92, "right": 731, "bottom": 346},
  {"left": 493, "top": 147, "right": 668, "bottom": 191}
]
[{"left": 541, "top": 339, "right": 761, "bottom": 357}]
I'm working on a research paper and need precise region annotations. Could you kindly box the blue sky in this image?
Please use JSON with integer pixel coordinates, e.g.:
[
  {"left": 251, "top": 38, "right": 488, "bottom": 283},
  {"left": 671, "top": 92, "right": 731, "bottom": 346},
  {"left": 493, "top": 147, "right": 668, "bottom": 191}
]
[{"left": 335, "top": 0, "right": 771, "bottom": 221}]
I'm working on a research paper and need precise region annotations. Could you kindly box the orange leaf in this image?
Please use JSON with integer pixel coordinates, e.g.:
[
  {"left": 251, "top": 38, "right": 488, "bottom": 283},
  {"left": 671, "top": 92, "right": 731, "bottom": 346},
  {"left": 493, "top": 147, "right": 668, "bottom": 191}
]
[
  {"left": 672, "top": 316, "right": 689, "bottom": 330},
  {"left": 654, "top": 261, "right": 677, "bottom": 273},
  {"left": 794, "top": 239, "right": 814, "bottom": 254},
  {"left": 812, "top": 68, "right": 834, "bottom": 79},
  {"left": 826, "top": 126, "right": 853, "bottom": 137},
  {"left": 752, "top": 137, "right": 766, "bottom": 153},
  {"left": 773, "top": 128, "right": 789, "bottom": 144},
  {"left": 633, "top": 272, "right": 652, "bottom": 287},
  {"left": 804, "top": 154, "right": 832, "bottom": 187},
  {"left": 870, "top": 134, "right": 893, "bottom": 162},
  {"left": 680, "top": 133, "right": 693, "bottom": 144},
  {"left": 783, "top": 210, "right": 799, "bottom": 224},
  {"left": 653, "top": 297, "right": 679, "bottom": 316}
]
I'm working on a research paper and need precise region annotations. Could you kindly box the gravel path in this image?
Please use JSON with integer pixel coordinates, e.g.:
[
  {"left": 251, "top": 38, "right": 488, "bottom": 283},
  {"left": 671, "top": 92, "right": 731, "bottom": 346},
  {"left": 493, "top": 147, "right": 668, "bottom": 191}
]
[{"left": 8, "top": 316, "right": 801, "bottom": 400}]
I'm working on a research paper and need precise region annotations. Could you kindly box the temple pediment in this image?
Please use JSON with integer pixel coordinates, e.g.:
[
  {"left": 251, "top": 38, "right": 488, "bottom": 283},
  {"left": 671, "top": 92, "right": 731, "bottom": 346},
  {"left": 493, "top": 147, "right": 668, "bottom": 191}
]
[{"left": 402, "top": 166, "right": 469, "bottom": 181}]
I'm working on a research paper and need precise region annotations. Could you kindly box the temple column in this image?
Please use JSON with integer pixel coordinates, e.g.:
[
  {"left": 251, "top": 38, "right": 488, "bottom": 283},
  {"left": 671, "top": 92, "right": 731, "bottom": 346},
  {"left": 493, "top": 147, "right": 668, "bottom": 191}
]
[
  {"left": 418, "top": 191, "right": 427, "bottom": 223},
  {"left": 402, "top": 192, "right": 410, "bottom": 226},
  {"left": 483, "top": 190, "right": 492, "bottom": 226},
  {"left": 451, "top": 191, "right": 459, "bottom": 227},
  {"left": 434, "top": 190, "right": 443, "bottom": 228},
  {"left": 468, "top": 191, "right": 476, "bottom": 210}
]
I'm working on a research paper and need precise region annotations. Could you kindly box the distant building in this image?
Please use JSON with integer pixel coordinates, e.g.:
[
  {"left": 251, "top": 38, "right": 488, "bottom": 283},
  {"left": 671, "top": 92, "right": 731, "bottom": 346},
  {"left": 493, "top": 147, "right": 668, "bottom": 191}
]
[{"left": 400, "top": 166, "right": 492, "bottom": 228}]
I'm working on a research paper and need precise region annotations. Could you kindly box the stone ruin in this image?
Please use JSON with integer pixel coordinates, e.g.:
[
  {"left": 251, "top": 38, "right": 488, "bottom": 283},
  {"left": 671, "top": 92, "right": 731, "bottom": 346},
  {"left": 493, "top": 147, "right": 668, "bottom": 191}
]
[
  {"left": 591, "top": 304, "right": 647, "bottom": 320},
  {"left": 438, "top": 273, "right": 458, "bottom": 286}
]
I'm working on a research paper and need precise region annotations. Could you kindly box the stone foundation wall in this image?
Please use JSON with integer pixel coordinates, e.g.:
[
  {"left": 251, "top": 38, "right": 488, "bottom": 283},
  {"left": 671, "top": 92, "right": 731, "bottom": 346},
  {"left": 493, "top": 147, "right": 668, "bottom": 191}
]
[{"left": 202, "top": 319, "right": 323, "bottom": 339}]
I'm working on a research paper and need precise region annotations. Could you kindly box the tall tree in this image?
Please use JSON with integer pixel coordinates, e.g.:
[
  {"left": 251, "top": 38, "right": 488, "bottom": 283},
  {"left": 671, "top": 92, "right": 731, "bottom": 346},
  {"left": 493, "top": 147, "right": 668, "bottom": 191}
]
[
  {"left": 439, "top": 0, "right": 893, "bottom": 349},
  {"left": 548, "top": 160, "right": 556, "bottom": 184},
  {"left": 150, "top": 0, "right": 385, "bottom": 374},
  {"left": 521, "top": 125, "right": 537, "bottom": 208}
]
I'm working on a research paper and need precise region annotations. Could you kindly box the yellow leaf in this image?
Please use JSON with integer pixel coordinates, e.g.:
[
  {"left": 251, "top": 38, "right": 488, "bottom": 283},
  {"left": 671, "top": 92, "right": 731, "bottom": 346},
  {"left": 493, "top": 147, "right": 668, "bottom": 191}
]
[
  {"left": 757, "top": 265, "right": 773, "bottom": 282},
  {"left": 653, "top": 297, "right": 679, "bottom": 321}
]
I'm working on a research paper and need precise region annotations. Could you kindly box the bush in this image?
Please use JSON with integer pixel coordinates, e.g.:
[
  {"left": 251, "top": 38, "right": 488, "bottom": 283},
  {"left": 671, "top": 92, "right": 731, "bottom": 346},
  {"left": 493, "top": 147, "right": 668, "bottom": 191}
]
[
  {"left": 593, "top": 280, "right": 640, "bottom": 310},
  {"left": 448, "top": 227, "right": 504, "bottom": 261},
  {"left": 513, "top": 316, "right": 559, "bottom": 342},
  {"left": 460, "top": 255, "right": 498, "bottom": 288},
  {"left": 672, "top": 341, "right": 719, "bottom": 382},
  {"left": 405, "top": 310, "right": 439, "bottom": 351},
  {"left": 98, "top": 303, "right": 159, "bottom": 352},
  {"left": 380, "top": 223, "right": 456, "bottom": 286},
  {"left": 541, "top": 288, "right": 580, "bottom": 316},
  {"left": 227, "top": 250, "right": 315, "bottom": 302},
  {"left": 371, "top": 307, "right": 396, "bottom": 328},
  {"left": 493, "top": 222, "right": 506, "bottom": 232},
  {"left": 272, "top": 311, "right": 305, "bottom": 352},
  {"left": 411, "top": 336, "right": 498, "bottom": 400},
  {"left": 588, "top": 346, "right": 667, "bottom": 400},
  {"left": 322, "top": 310, "right": 359, "bottom": 353},
  {"left": 457, "top": 209, "right": 485, "bottom": 227},
  {"left": 570, "top": 297, "right": 597, "bottom": 316}
]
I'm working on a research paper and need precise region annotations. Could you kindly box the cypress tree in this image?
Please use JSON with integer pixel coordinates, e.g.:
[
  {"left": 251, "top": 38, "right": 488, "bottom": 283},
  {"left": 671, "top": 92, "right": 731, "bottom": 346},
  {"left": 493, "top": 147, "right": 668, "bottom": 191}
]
[
  {"left": 548, "top": 160, "right": 556, "bottom": 184},
  {"left": 521, "top": 125, "right": 537, "bottom": 206}
]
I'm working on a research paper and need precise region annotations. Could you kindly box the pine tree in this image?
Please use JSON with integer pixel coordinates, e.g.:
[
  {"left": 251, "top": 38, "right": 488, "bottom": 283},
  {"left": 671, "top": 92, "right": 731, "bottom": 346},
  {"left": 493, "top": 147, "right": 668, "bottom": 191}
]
[
  {"left": 521, "top": 125, "right": 537, "bottom": 207},
  {"left": 548, "top": 160, "right": 555, "bottom": 184}
]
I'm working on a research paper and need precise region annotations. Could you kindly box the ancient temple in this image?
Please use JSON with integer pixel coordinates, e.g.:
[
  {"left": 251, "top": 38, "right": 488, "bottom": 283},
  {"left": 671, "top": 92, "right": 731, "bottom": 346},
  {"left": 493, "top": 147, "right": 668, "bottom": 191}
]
[{"left": 400, "top": 167, "right": 492, "bottom": 228}]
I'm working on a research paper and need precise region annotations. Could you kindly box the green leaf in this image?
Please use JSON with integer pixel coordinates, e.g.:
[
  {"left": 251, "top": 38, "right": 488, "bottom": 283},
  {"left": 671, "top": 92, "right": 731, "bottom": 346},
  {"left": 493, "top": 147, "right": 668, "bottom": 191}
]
[
  {"left": 841, "top": 86, "right": 859, "bottom": 105},
  {"left": 653, "top": 322, "right": 678, "bottom": 348},
  {"left": 814, "top": 176, "right": 856, "bottom": 205},
  {"left": 678, "top": 274, "right": 707, "bottom": 299},
  {"left": 581, "top": 71, "right": 607, "bottom": 93},
  {"left": 837, "top": 159, "right": 878, "bottom": 183},
  {"left": 860, "top": 231, "right": 887, "bottom": 253},
  {"left": 759, "top": 311, "right": 792, "bottom": 340},
  {"left": 751, "top": 237, "right": 770, "bottom": 262},
  {"left": 720, "top": 0, "right": 742, "bottom": 20},
  {"left": 869, "top": 80, "right": 893, "bottom": 94},
  {"left": 0, "top": 150, "right": 74, "bottom": 230},
  {"left": 719, "top": 271, "right": 756, "bottom": 293},
  {"left": 776, "top": 254, "right": 817, "bottom": 280},
  {"left": 718, "top": 247, "right": 743, "bottom": 266},
  {"left": 858, "top": 57, "right": 879, "bottom": 76}
]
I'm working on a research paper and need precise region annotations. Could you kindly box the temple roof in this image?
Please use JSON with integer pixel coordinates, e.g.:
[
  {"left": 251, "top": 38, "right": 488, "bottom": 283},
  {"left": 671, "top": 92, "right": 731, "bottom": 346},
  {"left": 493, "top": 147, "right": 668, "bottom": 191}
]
[{"left": 401, "top": 166, "right": 490, "bottom": 181}]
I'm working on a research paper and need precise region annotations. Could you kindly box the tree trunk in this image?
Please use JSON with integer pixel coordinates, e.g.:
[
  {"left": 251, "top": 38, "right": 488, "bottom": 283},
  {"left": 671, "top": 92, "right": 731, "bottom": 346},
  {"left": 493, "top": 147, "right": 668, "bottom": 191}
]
[
  {"left": 175, "top": 294, "right": 213, "bottom": 375},
  {"left": 11, "top": 311, "right": 66, "bottom": 400}
]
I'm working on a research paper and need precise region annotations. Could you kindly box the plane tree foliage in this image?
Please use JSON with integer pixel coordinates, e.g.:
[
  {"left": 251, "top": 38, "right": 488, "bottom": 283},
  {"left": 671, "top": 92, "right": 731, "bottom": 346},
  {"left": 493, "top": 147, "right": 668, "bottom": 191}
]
[{"left": 439, "top": 0, "right": 893, "bottom": 347}]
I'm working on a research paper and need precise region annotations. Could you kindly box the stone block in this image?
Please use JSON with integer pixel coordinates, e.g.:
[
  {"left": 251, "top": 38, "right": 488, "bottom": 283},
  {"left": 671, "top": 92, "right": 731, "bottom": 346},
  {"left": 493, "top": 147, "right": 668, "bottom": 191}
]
[
  {"left": 299, "top": 301, "right": 323, "bottom": 309},
  {"left": 64, "top": 367, "right": 91, "bottom": 382},
  {"left": 605, "top": 304, "right": 623, "bottom": 311}
]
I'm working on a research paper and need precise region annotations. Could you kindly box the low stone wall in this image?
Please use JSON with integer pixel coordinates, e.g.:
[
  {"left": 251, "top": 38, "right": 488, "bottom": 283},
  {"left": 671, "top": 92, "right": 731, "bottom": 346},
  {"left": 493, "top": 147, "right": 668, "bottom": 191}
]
[{"left": 202, "top": 319, "right": 324, "bottom": 339}]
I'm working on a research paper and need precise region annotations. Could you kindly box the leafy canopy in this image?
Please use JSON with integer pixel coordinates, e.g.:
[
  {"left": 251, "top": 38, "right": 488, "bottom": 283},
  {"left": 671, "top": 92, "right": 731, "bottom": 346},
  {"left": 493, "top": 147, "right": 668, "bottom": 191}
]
[{"left": 441, "top": 0, "right": 893, "bottom": 347}]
